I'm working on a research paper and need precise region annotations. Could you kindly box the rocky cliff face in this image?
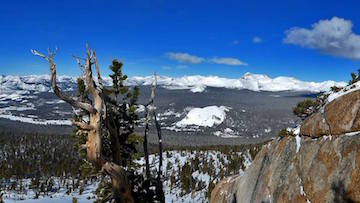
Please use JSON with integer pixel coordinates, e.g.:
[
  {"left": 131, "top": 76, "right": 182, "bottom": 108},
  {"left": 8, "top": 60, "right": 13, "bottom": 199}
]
[
  {"left": 211, "top": 135, "right": 360, "bottom": 203},
  {"left": 211, "top": 88, "right": 360, "bottom": 203},
  {"left": 301, "top": 90, "right": 360, "bottom": 137}
]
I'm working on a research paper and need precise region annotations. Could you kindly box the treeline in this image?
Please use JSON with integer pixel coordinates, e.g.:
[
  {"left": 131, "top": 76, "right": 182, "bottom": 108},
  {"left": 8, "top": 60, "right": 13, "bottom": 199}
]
[
  {"left": 0, "top": 133, "right": 79, "bottom": 179},
  {"left": 0, "top": 132, "right": 96, "bottom": 200}
]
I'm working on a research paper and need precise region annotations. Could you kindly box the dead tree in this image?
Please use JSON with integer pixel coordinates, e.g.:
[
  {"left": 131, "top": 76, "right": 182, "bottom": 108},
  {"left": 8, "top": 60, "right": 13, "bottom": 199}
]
[
  {"left": 143, "top": 73, "right": 165, "bottom": 202},
  {"left": 151, "top": 73, "right": 165, "bottom": 202},
  {"left": 32, "top": 45, "right": 134, "bottom": 203}
]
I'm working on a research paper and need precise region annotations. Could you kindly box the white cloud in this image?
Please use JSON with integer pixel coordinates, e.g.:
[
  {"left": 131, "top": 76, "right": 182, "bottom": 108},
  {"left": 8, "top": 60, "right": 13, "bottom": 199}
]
[
  {"left": 252, "top": 36, "right": 262, "bottom": 43},
  {"left": 210, "top": 57, "right": 248, "bottom": 66},
  {"left": 166, "top": 52, "right": 205, "bottom": 64},
  {"left": 284, "top": 17, "right": 360, "bottom": 60},
  {"left": 166, "top": 52, "right": 248, "bottom": 66}
]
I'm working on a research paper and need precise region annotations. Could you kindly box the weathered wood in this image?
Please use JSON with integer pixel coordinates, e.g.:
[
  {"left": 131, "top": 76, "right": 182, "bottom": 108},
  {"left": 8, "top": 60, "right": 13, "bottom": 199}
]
[
  {"left": 32, "top": 45, "right": 134, "bottom": 203},
  {"left": 31, "top": 49, "right": 96, "bottom": 114},
  {"left": 143, "top": 105, "right": 151, "bottom": 179},
  {"left": 151, "top": 73, "right": 165, "bottom": 203},
  {"left": 71, "top": 120, "right": 94, "bottom": 130}
]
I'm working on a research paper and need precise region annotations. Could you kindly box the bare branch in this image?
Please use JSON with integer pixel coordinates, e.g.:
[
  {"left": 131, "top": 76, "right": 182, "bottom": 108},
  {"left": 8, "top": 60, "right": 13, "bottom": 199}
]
[
  {"left": 47, "top": 47, "right": 58, "bottom": 57},
  {"left": 86, "top": 43, "right": 92, "bottom": 60},
  {"left": 71, "top": 120, "right": 95, "bottom": 130},
  {"left": 31, "top": 48, "right": 97, "bottom": 113},
  {"left": 143, "top": 72, "right": 158, "bottom": 182},
  {"left": 30, "top": 49, "right": 47, "bottom": 59},
  {"left": 93, "top": 50, "right": 104, "bottom": 90},
  {"left": 73, "top": 55, "right": 86, "bottom": 69},
  {"left": 84, "top": 44, "right": 97, "bottom": 94},
  {"left": 144, "top": 72, "right": 158, "bottom": 107},
  {"left": 150, "top": 72, "right": 157, "bottom": 109}
]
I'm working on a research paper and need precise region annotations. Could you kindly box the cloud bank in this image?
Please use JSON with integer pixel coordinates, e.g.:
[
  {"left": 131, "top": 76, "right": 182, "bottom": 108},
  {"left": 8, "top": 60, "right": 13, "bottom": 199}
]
[
  {"left": 284, "top": 17, "right": 360, "bottom": 60},
  {"left": 210, "top": 57, "right": 248, "bottom": 66},
  {"left": 166, "top": 52, "right": 205, "bottom": 64},
  {"left": 167, "top": 52, "right": 248, "bottom": 66}
]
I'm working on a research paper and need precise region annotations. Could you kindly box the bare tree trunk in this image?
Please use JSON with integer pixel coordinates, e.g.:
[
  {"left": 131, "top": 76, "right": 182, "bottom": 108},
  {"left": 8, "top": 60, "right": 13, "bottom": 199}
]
[
  {"left": 143, "top": 104, "right": 152, "bottom": 201},
  {"left": 148, "top": 73, "right": 165, "bottom": 202},
  {"left": 32, "top": 45, "right": 133, "bottom": 203},
  {"left": 153, "top": 110, "right": 165, "bottom": 202},
  {"left": 143, "top": 107, "right": 151, "bottom": 180}
]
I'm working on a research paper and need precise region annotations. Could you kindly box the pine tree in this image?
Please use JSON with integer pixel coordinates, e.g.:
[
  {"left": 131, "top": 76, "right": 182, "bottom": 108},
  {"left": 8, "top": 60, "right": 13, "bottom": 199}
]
[{"left": 350, "top": 72, "right": 357, "bottom": 85}]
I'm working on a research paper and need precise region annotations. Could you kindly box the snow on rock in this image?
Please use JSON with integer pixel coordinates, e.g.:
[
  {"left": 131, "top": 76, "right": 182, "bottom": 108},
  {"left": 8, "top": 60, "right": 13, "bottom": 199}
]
[
  {"left": 295, "top": 134, "right": 301, "bottom": 153},
  {"left": 285, "top": 125, "right": 301, "bottom": 153},
  {"left": 176, "top": 106, "right": 230, "bottom": 127},
  {"left": 327, "top": 81, "right": 360, "bottom": 102},
  {"left": 293, "top": 126, "right": 300, "bottom": 135},
  {"left": 346, "top": 131, "right": 360, "bottom": 136}
]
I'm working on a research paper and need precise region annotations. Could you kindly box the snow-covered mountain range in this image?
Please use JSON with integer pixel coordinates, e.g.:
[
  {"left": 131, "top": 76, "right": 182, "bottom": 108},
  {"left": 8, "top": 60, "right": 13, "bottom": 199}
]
[
  {"left": 0, "top": 72, "right": 346, "bottom": 96},
  {"left": 0, "top": 73, "right": 346, "bottom": 145}
]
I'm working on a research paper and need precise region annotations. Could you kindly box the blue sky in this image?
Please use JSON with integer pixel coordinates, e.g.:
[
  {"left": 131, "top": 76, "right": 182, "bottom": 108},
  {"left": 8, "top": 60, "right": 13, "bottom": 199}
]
[{"left": 1, "top": 0, "right": 360, "bottom": 82}]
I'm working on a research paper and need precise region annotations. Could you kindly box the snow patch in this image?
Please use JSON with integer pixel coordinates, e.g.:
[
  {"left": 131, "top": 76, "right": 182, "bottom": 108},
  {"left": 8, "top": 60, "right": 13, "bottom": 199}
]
[
  {"left": 190, "top": 85, "right": 206, "bottom": 93},
  {"left": 264, "top": 127, "right": 272, "bottom": 133},
  {"left": 295, "top": 135, "right": 301, "bottom": 153},
  {"left": 135, "top": 104, "right": 145, "bottom": 113},
  {"left": 176, "top": 106, "right": 230, "bottom": 127},
  {"left": 214, "top": 128, "right": 239, "bottom": 138},
  {"left": 0, "top": 114, "right": 71, "bottom": 125},
  {"left": 346, "top": 131, "right": 360, "bottom": 136},
  {"left": 45, "top": 99, "right": 66, "bottom": 104}
]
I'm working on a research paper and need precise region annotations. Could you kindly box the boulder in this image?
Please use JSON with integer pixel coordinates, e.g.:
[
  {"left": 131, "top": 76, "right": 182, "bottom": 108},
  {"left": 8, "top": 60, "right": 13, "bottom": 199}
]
[
  {"left": 300, "top": 90, "right": 360, "bottom": 137},
  {"left": 211, "top": 135, "right": 360, "bottom": 203}
]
